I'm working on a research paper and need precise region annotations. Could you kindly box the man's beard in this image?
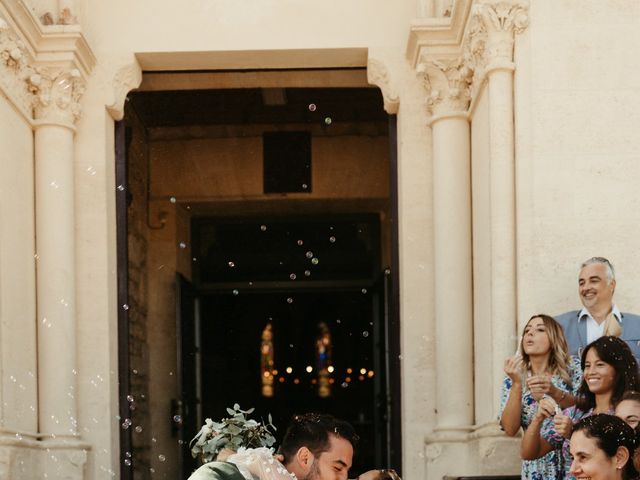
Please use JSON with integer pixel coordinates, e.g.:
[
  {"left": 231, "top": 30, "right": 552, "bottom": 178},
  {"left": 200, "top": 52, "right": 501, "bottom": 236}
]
[{"left": 302, "top": 460, "right": 321, "bottom": 480}]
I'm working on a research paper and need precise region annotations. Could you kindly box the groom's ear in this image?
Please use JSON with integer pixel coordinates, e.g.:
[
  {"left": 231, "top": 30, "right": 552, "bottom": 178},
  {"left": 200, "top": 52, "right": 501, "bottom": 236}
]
[{"left": 295, "top": 446, "right": 314, "bottom": 471}]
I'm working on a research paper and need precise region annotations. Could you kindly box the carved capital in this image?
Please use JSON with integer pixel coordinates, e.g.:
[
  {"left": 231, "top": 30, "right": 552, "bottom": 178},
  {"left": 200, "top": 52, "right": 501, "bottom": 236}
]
[
  {"left": 417, "top": 58, "right": 472, "bottom": 119},
  {"left": 472, "top": 1, "right": 529, "bottom": 65},
  {"left": 367, "top": 57, "right": 399, "bottom": 114},
  {"left": 28, "top": 67, "right": 85, "bottom": 125}
]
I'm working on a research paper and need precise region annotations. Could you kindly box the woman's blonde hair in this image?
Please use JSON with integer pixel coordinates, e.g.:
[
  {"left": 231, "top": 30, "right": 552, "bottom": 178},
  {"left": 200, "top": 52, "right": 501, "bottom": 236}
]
[{"left": 520, "top": 314, "right": 573, "bottom": 387}]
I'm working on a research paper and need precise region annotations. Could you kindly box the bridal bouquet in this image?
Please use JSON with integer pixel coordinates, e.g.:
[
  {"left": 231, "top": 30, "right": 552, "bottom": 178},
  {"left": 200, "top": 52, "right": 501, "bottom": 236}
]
[{"left": 190, "top": 404, "right": 277, "bottom": 463}]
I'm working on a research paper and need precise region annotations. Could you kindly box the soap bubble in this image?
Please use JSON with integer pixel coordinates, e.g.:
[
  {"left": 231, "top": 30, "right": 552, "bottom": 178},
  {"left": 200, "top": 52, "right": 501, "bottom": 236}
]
[
  {"left": 324, "top": 117, "right": 332, "bottom": 125},
  {"left": 169, "top": 196, "right": 176, "bottom": 203},
  {"left": 290, "top": 273, "right": 297, "bottom": 280},
  {"left": 308, "top": 104, "right": 316, "bottom": 112},
  {"left": 311, "top": 258, "right": 319, "bottom": 265},
  {"left": 329, "top": 236, "right": 336, "bottom": 243},
  {"left": 286, "top": 297, "right": 294, "bottom": 304}
]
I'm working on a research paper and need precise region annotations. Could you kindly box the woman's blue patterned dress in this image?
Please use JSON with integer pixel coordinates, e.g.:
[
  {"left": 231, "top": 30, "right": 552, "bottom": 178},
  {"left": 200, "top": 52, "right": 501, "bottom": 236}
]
[{"left": 498, "top": 357, "right": 582, "bottom": 480}]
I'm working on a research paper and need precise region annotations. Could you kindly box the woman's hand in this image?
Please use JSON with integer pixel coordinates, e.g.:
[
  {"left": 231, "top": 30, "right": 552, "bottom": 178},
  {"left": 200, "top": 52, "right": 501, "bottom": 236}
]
[
  {"left": 504, "top": 355, "right": 523, "bottom": 384},
  {"left": 534, "top": 397, "right": 557, "bottom": 422},
  {"left": 553, "top": 413, "right": 573, "bottom": 439},
  {"left": 527, "top": 374, "right": 552, "bottom": 401}
]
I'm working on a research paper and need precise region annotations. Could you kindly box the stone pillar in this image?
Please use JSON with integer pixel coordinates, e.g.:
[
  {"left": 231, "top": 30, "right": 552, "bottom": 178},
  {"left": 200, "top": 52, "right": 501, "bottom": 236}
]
[
  {"left": 29, "top": 68, "right": 84, "bottom": 438},
  {"left": 474, "top": 0, "right": 529, "bottom": 419},
  {"left": 419, "top": 60, "right": 474, "bottom": 434}
]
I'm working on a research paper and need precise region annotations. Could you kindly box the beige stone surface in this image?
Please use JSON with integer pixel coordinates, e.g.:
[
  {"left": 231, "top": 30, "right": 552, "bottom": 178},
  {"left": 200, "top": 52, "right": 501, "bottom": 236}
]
[
  {"left": 0, "top": 92, "right": 37, "bottom": 434},
  {"left": 1, "top": 0, "right": 640, "bottom": 478}
]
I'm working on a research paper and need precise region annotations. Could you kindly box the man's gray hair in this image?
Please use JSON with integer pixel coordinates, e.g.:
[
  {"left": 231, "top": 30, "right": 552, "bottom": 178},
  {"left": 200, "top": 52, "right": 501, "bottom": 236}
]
[{"left": 581, "top": 257, "right": 615, "bottom": 283}]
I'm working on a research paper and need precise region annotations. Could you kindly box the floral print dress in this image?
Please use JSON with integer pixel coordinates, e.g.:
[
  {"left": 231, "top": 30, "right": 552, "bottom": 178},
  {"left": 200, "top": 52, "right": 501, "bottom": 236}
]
[
  {"left": 499, "top": 357, "right": 582, "bottom": 480},
  {"left": 540, "top": 403, "right": 613, "bottom": 480}
]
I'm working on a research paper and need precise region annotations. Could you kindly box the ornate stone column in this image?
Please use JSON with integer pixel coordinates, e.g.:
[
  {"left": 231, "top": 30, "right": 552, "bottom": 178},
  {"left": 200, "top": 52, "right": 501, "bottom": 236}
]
[
  {"left": 29, "top": 67, "right": 84, "bottom": 438},
  {"left": 418, "top": 59, "right": 474, "bottom": 434},
  {"left": 474, "top": 0, "right": 529, "bottom": 420}
]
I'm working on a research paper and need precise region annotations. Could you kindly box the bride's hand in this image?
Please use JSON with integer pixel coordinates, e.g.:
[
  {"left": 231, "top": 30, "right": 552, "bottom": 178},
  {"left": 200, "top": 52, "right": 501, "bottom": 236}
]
[{"left": 216, "top": 448, "right": 236, "bottom": 462}]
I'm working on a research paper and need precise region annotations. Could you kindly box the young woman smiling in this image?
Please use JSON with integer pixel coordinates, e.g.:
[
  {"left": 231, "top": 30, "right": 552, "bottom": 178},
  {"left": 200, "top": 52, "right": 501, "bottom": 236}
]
[
  {"left": 522, "top": 336, "right": 640, "bottom": 479},
  {"left": 499, "top": 314, "right": 581, "bottom": 479},
  {"left": 570, "top": 414, "right": 638, "bottom": 480}
]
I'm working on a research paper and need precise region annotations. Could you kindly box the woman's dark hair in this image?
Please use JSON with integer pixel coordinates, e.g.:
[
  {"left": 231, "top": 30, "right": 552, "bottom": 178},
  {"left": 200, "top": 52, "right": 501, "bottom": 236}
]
[
  {"left": 577, "top": 336, "right": 640, "bottom": 411},
  {"left": 573, "top": 414, "right": 638, "bottom": 480},
  {"left": 280, "top": 413, "right": 359, "bottom": 464}
]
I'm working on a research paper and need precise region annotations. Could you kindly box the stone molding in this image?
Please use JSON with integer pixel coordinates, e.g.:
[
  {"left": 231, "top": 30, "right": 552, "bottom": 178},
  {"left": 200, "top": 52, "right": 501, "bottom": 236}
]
[
  {"left": 366, "top": 56, "right": 399, "bottom": 114},
  {"left": 0, "top": 13, "right": 35, "bottom": 118},
  {"left": 409, "top": 0, "right": 529, "bottom": 119},
  {"left": 107, "top": 61, "right": 143, "bottom": 121},
  {"left": 0, "top": 0, "right": 94, "bottom": 125}
]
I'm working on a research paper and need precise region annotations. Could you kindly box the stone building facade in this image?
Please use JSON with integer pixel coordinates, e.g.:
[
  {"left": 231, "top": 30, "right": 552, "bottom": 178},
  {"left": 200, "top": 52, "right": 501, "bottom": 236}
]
[{"left": 0, "top": 0, "right": 639, "bottom": 478}]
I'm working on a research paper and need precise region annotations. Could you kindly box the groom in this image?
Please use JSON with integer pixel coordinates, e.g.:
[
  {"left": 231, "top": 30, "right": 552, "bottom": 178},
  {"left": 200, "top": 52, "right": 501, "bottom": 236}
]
[{"left": 188, "top": 412, "right": 358, "bottom": 480}]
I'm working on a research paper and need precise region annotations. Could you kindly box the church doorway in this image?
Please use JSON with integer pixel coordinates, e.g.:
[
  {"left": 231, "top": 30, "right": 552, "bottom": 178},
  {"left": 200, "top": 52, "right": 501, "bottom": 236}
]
[{"left": 117, "top": 72, "right": 401, "bottom": 479}]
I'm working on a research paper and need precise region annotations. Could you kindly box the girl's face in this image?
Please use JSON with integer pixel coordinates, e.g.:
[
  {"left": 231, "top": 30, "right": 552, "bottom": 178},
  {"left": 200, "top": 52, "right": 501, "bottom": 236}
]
[
  {"left": 521, "top": 317, "right": 551, "bottom": 356},
  {"left": 583, "top": 348, "right": 616, "bottom": 395},
  {"left": 615, "top": 400, "right": 640, "bottom": 429},
  {"left": 570, "top": 430, "right": 624, "bottom": 480}
]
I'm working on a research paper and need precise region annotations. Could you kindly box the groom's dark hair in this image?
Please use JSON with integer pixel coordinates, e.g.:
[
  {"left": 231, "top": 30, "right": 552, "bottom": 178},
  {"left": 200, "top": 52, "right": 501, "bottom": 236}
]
[{"left": 280, "top": 412, "right": 359, "bottom": 463}]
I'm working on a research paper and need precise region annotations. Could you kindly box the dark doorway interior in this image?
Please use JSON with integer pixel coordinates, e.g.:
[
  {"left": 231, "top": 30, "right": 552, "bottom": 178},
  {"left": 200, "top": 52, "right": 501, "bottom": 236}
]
[{"left": 178, "top": 215, "right": 394, "bottom": 477}]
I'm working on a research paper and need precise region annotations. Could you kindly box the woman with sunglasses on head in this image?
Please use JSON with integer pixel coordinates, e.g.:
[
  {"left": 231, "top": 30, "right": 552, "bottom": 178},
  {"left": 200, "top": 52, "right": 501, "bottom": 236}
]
[
  {"left": 569, "top": 414, "right": 639, "bottom": 480},
  {"left": 522, "top": 336, "right": 640, "bottom": 479},
  {"left": 499, "top": 314, "right": 581, "bottom": 479}
]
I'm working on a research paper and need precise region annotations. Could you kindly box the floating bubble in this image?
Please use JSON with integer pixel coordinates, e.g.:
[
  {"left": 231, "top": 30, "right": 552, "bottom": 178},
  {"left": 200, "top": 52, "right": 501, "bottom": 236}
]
[
  {"left": 341, "top": 382, "right": 348, "bottom": 388},
  {"left": 302, "top": 183, "right": 308, "bottom": 189},
  {"left": 192, "top": 257, "right": 197, "bottom": 262},
  {"left": 289, "top": 344, "right": 294, "bottom": 349},
  {"left": 305, "top": 251, "right": 313, "bottom": 258},
  {"left": 86, "top": 167, "right": 97, "bottom": 176},
  {"left": 117, "top": 185, "right": 125, "bottom": 191},
  {"left": 311, "top": 258, "right": 319, "bottom": 265},
  {"left": 260, "top": 225, "right": 267, "bottom": 231},
  {"left": 308, "top": 103, "right": 316, "bottom": 112},
  {"left": 124, "top": 459, "right": 131, "bottom": 466},
  {"left": 362, "top": 331, "right": 369, "bottom": 338},
  {"left": 173, "top": 415, "right": 182, "bottom": 423},
  {"left": 122, "top": 304, "right": 129, "bottom": 311},
  {"left": 290, "top": 273, "right": 297, "bottom": 280},
  {"left": 286, "top": 297, "right": 293, "bottom": 304},
  {"left": 228, "top": 261, "right": 235, "bottom": 268},
  {"left": 125, "top": 452, "right": 132, "bottom": 458},
  {"left": 132, "top": 369, "right": 138, "bottom": 375},
  {"left": 232, "top": 289, "right": 239, "bottom": 295},
  {"left": 158, "top": 455, "right": 166, "bottom": 462},
  {"left": 329, "top": 236, "right": 336, "bottom": 243},
  {"left": 361, "top": 288, "right": 367, "bottom": 294},
  {"left": 324, "top": 117, "right": 332, "bottom": 125},
  {"left": 169, "top": 196, "right": 177, "bottom": 203},
  {"left": 121, "top": 419, "right": 132, "bottom": 429},
  {"left": 126, "top": 395, "right": 134, "bottom": 402},
  {"left": 179, "top": 242, "right": 187, "bottom": 249},
  {"left": 304, "top": 270, "right": 311, "bottom": 277},
  {"left": 336, "top": 319, "right": 341, "bottom": 324}
]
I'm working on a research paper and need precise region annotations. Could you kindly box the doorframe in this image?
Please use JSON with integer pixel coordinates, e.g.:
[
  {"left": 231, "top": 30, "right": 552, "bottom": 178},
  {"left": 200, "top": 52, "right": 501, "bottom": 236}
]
[
  {"left": 115, "top": 120, "right": 133, "bottom": 480},
  {"left": 114, "top": 82, "right": 403, "bottom": 476}
]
